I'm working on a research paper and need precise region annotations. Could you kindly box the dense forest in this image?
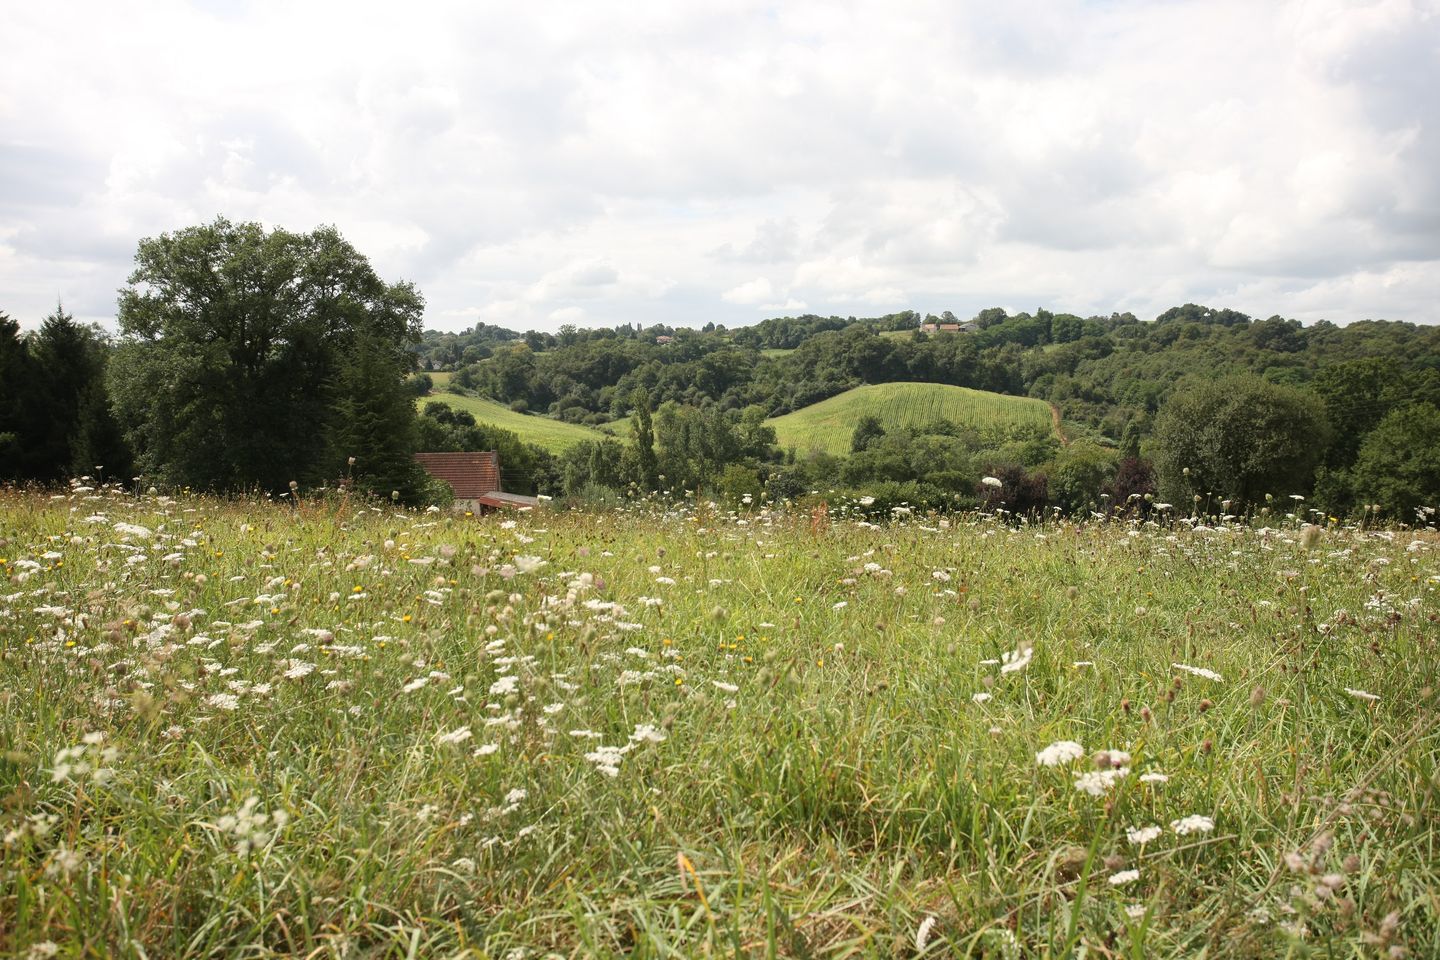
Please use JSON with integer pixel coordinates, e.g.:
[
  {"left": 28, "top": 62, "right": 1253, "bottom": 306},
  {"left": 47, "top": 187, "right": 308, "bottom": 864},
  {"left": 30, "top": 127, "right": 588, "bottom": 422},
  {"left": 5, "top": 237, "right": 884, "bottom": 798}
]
[
  {"left": 411, "top": 305, "right": 1440, "bottom": 519},
  {"left": 4, "top": 219, "right": 1439, "bottom": 522}
]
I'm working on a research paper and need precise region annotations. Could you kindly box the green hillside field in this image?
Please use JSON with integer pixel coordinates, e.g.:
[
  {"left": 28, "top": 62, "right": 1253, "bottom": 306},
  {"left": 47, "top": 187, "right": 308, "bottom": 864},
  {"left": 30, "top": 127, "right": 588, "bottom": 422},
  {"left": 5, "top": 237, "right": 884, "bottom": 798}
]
[
  {"left": 767, "top": 382, "right": 1054, "bottom": 455},
  {"left": 417, "top": 392, "right": 613, "bottom": 452}
]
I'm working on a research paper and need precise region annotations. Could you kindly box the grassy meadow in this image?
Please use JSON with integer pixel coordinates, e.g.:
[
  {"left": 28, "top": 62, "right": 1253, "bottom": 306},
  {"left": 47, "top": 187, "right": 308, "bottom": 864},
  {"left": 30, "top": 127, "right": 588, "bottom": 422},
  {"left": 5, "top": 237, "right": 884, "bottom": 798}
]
[
  {"left": 416, "top": 391, "right": 614, "bottom": 452},
  {"left": 2, "top": 486, "right": 1438, "bottom": 958},
  {"left": 768, "top": 383, "right": 1055, "bottom": 456}
]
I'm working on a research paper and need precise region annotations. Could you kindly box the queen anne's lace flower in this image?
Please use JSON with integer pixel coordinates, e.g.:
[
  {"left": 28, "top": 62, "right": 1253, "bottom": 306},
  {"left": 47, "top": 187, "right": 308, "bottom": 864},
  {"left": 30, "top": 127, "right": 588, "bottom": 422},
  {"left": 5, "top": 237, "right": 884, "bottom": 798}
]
[
  {"left": 1035, "top": 740, "right": 1085, "bottom": 767},
  {"left": 1171, "top": 814, "right": 1215, "bottom": 835}
]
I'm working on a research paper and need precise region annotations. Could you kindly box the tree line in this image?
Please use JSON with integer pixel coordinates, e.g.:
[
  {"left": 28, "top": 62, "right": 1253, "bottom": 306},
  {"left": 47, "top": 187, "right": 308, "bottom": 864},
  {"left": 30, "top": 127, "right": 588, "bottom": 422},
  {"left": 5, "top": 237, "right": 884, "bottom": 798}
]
[{"left": 3, "top": 217, "right": 1438, "bottom": 521}]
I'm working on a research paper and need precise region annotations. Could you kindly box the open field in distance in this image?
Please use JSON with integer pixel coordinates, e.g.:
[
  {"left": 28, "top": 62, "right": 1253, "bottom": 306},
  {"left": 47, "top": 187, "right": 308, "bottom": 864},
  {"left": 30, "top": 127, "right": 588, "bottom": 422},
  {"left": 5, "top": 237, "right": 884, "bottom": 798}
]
[{"left": 768, "top": 382, "right": 1056, "bottom": 456}]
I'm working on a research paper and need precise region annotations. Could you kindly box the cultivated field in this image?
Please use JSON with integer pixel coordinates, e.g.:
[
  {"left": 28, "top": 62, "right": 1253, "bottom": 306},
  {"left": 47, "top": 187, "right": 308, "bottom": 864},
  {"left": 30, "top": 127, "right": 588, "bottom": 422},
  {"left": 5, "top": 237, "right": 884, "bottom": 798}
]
[
  {"left": 416, "top": 392, "right": 613, "bottom": 452},
  {"left": 768, "top": 383, "right": 1055, "bottom": 456},
  {"left": 2, "top": 487, "right": 1437, "bottom": 958}
]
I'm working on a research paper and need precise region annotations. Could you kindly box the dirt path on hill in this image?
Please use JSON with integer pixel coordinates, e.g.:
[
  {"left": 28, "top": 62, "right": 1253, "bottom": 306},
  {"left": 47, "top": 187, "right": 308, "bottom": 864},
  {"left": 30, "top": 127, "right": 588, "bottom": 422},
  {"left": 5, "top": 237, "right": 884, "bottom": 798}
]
[{"left": 1049, "top": 403, "right": 1069, "bottom": 446}]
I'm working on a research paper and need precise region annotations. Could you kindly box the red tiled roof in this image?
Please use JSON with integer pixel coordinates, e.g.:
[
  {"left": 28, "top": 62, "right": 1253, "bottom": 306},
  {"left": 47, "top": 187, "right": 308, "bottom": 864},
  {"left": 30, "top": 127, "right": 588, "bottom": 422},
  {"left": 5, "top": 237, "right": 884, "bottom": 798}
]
[{"left": 413, "top": 451, "right": 501, "bottom": 499}]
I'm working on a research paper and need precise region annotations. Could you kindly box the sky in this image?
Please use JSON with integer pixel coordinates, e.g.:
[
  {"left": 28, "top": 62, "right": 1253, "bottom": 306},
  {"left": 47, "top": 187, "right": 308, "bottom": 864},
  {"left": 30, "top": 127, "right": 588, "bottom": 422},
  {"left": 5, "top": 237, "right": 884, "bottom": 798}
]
[{"left": 3, "top": 0, "right": 1438, "bottom": 333}]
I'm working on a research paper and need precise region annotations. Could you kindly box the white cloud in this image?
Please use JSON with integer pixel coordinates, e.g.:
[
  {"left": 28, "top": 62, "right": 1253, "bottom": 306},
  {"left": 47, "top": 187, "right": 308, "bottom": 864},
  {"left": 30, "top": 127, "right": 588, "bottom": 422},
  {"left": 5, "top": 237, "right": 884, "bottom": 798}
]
[
  {"left": 761, "top": 298, "right": 809, "bottom": 313},
  {"left": 0, "top": 0, "right": 1435, "bottom": 331},
  {"left": 722, "top": 277, "right": 775, "bottom": 306}
]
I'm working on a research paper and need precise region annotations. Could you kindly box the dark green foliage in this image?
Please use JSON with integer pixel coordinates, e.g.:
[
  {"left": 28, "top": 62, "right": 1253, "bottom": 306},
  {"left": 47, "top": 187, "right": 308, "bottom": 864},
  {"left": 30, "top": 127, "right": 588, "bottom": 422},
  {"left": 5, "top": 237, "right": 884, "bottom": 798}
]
[
  {"left": 850, "top": 415, "right": 885, "bottom": 452},
  {"left": 0, "top": 313, "right": 44, "bottom": 479},
  {"left": 1047, "top": 440, "right": 1120, "bottom": 515},
  {"left": 0, "top": 307, "right": 129, "bottom": 483},
  {"left": 976, "top": 464, "right": 1049, "bottom": 516},
  {"left": 630, "top": 388, "right": 658, "bottom": 492},
  {"left": 1347, "top": 403, "right": 1440, "bottom": 522},
  {"left": 329, "top": 333, "right": 427, "bottom": 503},
  {"left": 1150, "top": 374, "right": 1331, "bottom": 508},
  {"left": 109, "top": 218, "right": 424, "bottom": 499}
]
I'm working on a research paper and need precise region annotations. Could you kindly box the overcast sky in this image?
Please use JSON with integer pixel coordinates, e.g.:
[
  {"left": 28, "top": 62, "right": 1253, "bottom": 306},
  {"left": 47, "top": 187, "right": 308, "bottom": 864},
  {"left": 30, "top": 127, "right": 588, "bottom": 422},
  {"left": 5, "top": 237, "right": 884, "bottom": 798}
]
[{"left": 3, "top": 0, "right": 1438, "bottom": 333}]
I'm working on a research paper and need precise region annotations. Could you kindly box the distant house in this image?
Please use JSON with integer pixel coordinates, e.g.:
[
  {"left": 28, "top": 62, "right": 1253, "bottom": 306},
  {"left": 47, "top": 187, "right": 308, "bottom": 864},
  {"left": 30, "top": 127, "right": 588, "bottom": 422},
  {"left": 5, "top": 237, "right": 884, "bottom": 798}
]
[
  {"left": 918, "top": 320, "right": 978, "bottom": 334},
  {"left": 655, "top": 335, "right": 674, "bottom": 345},
  {"left": 413, "top": 451, "right": 539, "bottom": 512}
]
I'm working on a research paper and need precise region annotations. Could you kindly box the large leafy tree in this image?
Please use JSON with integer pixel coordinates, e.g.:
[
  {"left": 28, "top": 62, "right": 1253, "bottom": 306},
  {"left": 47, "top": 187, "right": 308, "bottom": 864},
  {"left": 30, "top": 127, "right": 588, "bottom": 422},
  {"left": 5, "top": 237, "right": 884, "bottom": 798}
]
[
  {"left": 109, "top": 218, "right": 424, "bottom": 495},
  {"left": 1149, "top": 374, "right": 1330, "bottom": 508},
  {"left": 1348, "top": 403, "right": 1440, "bottom": 522}
]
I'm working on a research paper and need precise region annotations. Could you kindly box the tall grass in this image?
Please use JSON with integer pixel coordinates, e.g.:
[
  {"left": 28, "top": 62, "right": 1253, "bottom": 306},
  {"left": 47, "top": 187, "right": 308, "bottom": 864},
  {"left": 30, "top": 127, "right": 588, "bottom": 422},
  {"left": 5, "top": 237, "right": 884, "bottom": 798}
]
[{"left": 1, "top": 485, "right": 1436, "bottom": 958}]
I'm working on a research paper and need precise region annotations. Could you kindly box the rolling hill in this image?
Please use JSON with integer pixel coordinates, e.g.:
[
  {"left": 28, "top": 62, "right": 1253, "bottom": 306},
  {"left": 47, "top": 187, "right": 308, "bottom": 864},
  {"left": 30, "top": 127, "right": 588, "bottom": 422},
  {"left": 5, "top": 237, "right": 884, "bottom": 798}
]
[
  {"left": 417, "top": 392, "right": 615, "bottom": 452},
  {"left": 766, "top": 382, "right": 1054, "bottom": 456}
]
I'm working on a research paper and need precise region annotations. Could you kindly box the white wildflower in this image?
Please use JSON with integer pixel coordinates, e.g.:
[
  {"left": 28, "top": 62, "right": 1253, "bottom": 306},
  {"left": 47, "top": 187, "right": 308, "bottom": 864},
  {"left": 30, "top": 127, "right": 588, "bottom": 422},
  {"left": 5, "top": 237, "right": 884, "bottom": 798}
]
[
  {"left": 916, "top": 914, "right": 938, "bottom": 952},
  {"left": 1126, "top": 825, "right": 1162, "bottom": 845},
  {"left": 214, "top": 796, "right": 289, "bottom": 855},
  {"left": 630, "top": 723, "right": 667, "bottom": 744},
  {"left": 1074, "top": 767, "right": 1129, "bottom": 797},
  {"left": 513, "top": 555, "right": 546, "bottom": 574},
  {"left": 1170, "top": 814, "right": 1215, "bottom": 835},
  {"left": 1000, "top": 646, "right": 1033, "bottom": 674},
  {"left": 282, "top": 660, "right": 315, "bottom": 680},
  {"left": 436, "top": 726, "right": 473, "bottom": 745},
  {"left": 1172, "top": 662, "right": 1224, "bottom": 682},
  {"left": 1036, "top": 740, "right": 1085, "bottom": 767},
  {"left": 1344, "top": 687, "right": 1379, "bottom": 702},
  {"left": 1108, "top": 869, "right": 1140, "bottom": 886}
]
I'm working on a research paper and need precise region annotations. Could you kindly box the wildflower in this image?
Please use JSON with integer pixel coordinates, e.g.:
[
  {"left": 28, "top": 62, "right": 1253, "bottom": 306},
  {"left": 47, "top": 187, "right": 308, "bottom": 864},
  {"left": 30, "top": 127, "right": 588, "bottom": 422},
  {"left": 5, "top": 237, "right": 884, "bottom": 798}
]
[
  {"left": 971, "top": 692, "right": 992, "bottom": 704},
  {"left": 981, "top": 476, "right": 1003, "bottom": 488},
  {"left": 1139, "top": 772, "right": 1169, "bottom": 784},
  {"left": 584, "top": 744, "right": 629, "bottom": 777},
  {"left": 436, "top": 726, "right": 473, "bottom": 745},
  {"left": 473, "top": 744, "right": 499, "bottom": 757},
  {"left": 1094, "top": 749, "right": 1131, "bottom": 768},
  {"left": 1344, "top": 688, "right": 1380, "bottom": 702},
  {"left": 489, "top": 675, "right": 519, "bottom": 696},
  {"left": 1000, "top": 646, "right": 1033, "bottom": 674},
  {"left": 712, "top": 680, "right": 739, "bottom": 693},
  {"left": 402, "top": 677, "right": 429, "bottom": 693},
  {"left": 1074, "top": 767, "right": 1128, "bottom": 797},
  {"left": 630, "top": 723, "right": 667, "bottom": 744},
  {"left": 1108, "top": 869, "right": 1140, "bottom": 886},
  {"left": 916, "top": 915, "right": 938, "bottom": 952},
  {"left": 214, "top": 796, "right": 290, "bottom": 855},
  {"left": 1126, "top": 825, "right": 1162, "bottom": 845},
  {"left": 282, "top": 660, "right": 315, "bottom": 679},
  {"left": 204, "top": 693, "right": 241, "bottom": 711},
  {"left": 1170, "top": 814, "right": 1215, "bottom": 835},
  {"left": 1172, "top": 662, "right": 1224, "bottom": 682},
  {"left": 1036, "top": 740, "right": 1086, "bottom": 767},
  {"left": 51, "top": 733, "right": 120, "bottom": 786},
  {"left": 1124, "top": 904, "right": 1146, "bottom": 920}
]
